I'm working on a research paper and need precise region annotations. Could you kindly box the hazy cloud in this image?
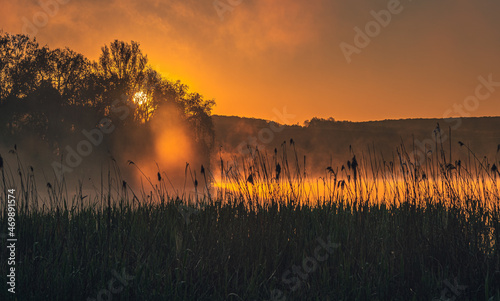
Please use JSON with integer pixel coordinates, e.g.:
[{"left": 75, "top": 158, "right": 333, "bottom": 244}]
[{"left": 2, "top": 0, "right": 500, "bottom": 122}]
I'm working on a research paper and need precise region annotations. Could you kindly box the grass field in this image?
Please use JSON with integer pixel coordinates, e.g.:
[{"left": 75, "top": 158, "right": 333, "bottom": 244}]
[{"left": 1, "top": 139, "right": 500, "bottom": 300}]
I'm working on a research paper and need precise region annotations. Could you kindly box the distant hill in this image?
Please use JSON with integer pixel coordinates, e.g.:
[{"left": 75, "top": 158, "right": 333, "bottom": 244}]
[{"left": 212, "top": 115, "right": 500, "bottom": 174}]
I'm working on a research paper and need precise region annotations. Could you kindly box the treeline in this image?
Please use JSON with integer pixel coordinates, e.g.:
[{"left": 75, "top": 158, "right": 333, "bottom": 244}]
[{"left": 0, "top": 32, "right": 215, "bottom": 165}]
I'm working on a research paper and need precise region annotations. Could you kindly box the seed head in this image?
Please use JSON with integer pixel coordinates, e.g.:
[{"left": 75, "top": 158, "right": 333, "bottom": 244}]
[{"left": 247, "top": 174, "right": 254, "bottom": 185}]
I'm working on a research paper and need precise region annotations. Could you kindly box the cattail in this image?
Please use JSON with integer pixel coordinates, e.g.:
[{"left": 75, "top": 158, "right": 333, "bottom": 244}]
[
  {"left": 351, "top": 156, "right": 358, "bottom": 170},
  {"left": 0, "top": 154, "right": 3, "bottom": 169},
  {"left": 201, "top": 165, "right": 205, "bottom": 174},
  {"left": 351, "top": 155, "right": 358, "bottom": 182},
  {"left": 247, "top": 174, "right": 254, "bottom": 184},
  {"left": 157, "top": 172, "right": 162, "bottom": 182}
]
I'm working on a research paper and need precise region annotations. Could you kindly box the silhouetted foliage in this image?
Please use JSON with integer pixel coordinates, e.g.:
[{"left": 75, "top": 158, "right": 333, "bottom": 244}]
[
  {"left": 0, "top": 32, "right": 215, "bottom": 162},
  {"left": 304, "top": 117, "right": 336, "bottom": 127}
]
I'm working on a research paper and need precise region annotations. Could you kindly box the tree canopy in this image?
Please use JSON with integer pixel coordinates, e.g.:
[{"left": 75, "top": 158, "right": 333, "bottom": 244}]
[{"left": 0, "top": 32, "right": 215, "bottom": 162}]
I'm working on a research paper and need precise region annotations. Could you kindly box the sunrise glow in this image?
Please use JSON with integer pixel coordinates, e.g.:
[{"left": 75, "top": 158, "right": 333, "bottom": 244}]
[
  {"left": 133, "top": 91, "right": 148, "bottom": 106},
  {"left": 3, "top": 1, "right": 500, "bottom": 299},
  {"left": 5, "top": 0, "right": 500, "bottom": 123}
]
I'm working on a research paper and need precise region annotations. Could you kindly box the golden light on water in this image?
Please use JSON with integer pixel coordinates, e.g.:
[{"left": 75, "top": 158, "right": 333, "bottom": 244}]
[{"left": 209, "top": 176, "right": 500, "bottom": 209}]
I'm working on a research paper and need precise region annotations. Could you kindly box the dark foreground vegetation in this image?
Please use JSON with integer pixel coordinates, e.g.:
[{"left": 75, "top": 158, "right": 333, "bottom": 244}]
[
  {"left": 1, "top": 138, "right": 500, "bottom": 300},
  {"left": 3, "top": 192, "right": 500, "bottom": 300}
]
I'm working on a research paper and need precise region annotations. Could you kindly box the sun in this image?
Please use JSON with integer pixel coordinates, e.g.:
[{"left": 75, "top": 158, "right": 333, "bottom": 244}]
[
  {"left": 133, "top": 91, "right": 148, "bottom": 105},
  {"left": 131, "top": 91, "right": 156, "bottom": 123}
]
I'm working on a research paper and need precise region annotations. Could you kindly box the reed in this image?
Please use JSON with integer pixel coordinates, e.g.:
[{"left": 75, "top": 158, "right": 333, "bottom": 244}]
[{"left": 0, "top": 138, "right": 499, "bottom": 300}]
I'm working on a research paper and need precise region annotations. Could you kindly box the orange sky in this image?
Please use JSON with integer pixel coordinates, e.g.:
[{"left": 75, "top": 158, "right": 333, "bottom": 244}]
[{"left": 2, "top": 0, "right": 500, "bottom": 123}]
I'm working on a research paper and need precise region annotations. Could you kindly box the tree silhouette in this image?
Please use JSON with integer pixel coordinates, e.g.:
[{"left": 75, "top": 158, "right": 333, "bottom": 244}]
[
  {"left": 98, "top": 40, "right": 148, "bottom": 97},
  {"left": 0, "top": 32, "right": 215, "bottom": 167}
]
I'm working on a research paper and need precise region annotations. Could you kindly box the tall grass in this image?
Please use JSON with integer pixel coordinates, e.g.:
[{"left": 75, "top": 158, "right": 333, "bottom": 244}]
[{"left": 0, "top": 134, "right": 500, "bottom": 300}]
